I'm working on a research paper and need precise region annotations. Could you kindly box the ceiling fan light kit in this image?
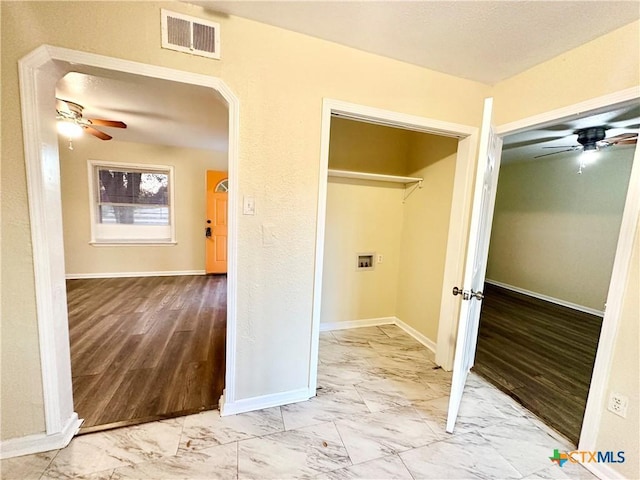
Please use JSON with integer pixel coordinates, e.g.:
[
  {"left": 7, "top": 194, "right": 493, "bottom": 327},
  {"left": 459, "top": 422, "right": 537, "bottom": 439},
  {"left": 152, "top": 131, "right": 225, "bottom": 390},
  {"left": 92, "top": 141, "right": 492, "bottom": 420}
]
[
  {"left": 55, "top": 98, "right": 127, "bottom": 150},
  {"left": 531, "top": 124, "right": 638, "bottom": 174},
  {"left": 56, "top": 120, "right": 83, "bottom": 139}
]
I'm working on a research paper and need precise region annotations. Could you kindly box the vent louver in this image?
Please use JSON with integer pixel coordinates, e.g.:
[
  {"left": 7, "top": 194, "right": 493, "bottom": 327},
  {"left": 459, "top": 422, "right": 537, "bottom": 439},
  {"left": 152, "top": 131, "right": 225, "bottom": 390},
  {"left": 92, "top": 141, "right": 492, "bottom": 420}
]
[{"left": 161, "top": 9, "right": 220, "bottom": 59}]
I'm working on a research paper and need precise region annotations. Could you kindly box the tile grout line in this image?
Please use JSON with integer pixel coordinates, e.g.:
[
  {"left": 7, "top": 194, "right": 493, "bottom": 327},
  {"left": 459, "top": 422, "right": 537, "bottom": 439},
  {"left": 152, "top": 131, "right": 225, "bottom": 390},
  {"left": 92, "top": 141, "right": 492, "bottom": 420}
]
[
  {"left": 330, "top": 419, "right": 354, "bottom": 472},
  {"left": 397, "top": 451, "right": 417, "bottom": 480},
  {"left": 36, "top": 448, "right": 61, "bottom": 480}
]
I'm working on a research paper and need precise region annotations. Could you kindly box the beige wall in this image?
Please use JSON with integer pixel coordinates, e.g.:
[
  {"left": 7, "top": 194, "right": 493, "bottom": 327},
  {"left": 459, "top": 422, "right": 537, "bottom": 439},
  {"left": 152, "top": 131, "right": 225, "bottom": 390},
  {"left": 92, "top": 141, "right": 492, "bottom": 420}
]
[
  {"left": 486, "top": 148, "right": 634, "bottom": 311},
  {"left": 321, "top": 179, "right": 405, "bottom": 323},
  {"left": 1, "top": 0, "right": 637, "bottom": 454},
  {"left": 397, "top": 134, "right": 459, "bottom": 341},
  {"left": 327, "top": 117, "right": 411, "bottom": 175},
  {"left": 321, "top": 119, "right": 407, "bottom": 324},
  {"left": 322, "top": 118, "right": 458, "bottom": 345},
  {"left": 493, "top": 21, "right": 640, "bottom": 125},
  {"left": 595, "top": 222, "right": 640, "bottom": 479},
  {"left": 60, "top": 138, "right": 227, "bottom": 276},
  {"left": 1, "top": 1, "right": 489, "bottom": 440}
]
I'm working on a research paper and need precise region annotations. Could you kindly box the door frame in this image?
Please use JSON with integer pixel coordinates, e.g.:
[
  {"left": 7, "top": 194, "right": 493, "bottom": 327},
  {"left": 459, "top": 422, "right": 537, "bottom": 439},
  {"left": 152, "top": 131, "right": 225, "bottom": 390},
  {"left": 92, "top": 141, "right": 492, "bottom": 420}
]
[
  {"left": 310, "top": 98, "right": 479, "bottom": 393},
  {"left": 17, "top": 45, "right": 239, "bottom": 453},
  {"left": 439, "top": 87, "right": 639, "bottom": 452}
]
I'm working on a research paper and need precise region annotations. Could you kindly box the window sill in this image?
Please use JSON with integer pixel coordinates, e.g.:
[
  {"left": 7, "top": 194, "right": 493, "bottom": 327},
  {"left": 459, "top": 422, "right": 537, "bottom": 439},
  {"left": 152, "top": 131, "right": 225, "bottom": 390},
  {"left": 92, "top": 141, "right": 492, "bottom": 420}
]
[{"left": 89, "top": 241, "right": 177, "bottom": 247}]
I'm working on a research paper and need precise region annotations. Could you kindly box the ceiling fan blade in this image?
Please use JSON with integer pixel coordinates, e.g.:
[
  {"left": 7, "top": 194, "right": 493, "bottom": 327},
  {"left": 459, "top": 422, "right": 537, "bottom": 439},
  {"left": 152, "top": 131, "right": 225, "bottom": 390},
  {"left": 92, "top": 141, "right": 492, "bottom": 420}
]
[
  {"left": 607, "top": 133, "right": 638, "bottom": 144},
  {"left": 56, "top": 98, "right": 72, "bottom": 114},
  {"left": 615, "top": 138, "right": 638, "bottom": 145},
  {"left": 541, "top": 145, "right": 580, "bottom": 149},
  {"left": 534, "top": 149, "right": 574, "bottom": 159},
  {"left": 503, "top": 136, "right": 563, "bottom": 150},
  {"left": 607, "top": 106, "right": 640, "bottom": 124},
  {"left": 84, "top": 126, "right": 112, "bottom": 140},
  {"left": 88, "top": 119, "right": 127, "bottom": 128}
]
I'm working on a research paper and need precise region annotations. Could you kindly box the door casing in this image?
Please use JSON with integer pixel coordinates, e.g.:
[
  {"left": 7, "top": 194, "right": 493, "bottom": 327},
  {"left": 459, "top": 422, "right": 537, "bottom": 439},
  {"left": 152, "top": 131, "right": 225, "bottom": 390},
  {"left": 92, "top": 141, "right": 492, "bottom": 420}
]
[
  {"left": 311, "top": 98, "right": 480, "bottom": 395},
  {"left": 441, "top": 87, "right": 640, "bottom": 455},
  {"left": 15, "top": 45, "right": 239, "bottom": 457}
]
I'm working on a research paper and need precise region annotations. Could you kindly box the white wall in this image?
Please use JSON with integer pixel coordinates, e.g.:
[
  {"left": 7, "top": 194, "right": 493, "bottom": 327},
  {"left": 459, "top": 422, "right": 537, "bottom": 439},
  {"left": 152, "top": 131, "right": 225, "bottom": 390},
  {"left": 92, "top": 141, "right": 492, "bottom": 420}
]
[
  {"left": 486, "top": 147, "right": 634, "bottom": 311},
  {"left": 60, "top": 138, "right": 227, "bottom": 276}
]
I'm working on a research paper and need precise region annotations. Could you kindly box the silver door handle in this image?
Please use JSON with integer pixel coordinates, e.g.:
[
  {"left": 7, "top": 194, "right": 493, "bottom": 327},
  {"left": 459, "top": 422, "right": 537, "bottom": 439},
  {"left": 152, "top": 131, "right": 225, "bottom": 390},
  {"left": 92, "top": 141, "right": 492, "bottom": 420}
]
[
  {"left": 452, "top": 287, "right": 470, "bottom": 300},
  {"left": 453, "top": 287, "right": 483, "bottom": 301},
  {"left": 471, "top": 289, "right": 484, "bottom": 300}
]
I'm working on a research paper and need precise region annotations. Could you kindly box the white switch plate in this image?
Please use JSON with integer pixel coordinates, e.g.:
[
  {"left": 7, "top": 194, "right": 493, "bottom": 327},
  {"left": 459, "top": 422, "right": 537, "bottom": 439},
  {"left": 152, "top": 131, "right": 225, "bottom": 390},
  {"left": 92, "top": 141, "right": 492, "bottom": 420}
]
[
  {"left": 243, "top": 196, "right": 256, "bottom": 215},
  {"left": 377, "top": 254, "right": 383, "bottom": 263}
]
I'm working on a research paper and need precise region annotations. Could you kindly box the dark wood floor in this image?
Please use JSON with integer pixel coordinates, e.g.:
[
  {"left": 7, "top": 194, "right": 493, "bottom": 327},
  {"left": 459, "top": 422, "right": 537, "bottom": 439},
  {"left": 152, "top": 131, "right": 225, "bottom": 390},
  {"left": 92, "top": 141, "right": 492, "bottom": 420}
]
[
  {"left": 473, "top": 283, "right": 602, "bottom": 446},
  {"left": 67, "top": 275, "right": 226, "bottom": 432}
]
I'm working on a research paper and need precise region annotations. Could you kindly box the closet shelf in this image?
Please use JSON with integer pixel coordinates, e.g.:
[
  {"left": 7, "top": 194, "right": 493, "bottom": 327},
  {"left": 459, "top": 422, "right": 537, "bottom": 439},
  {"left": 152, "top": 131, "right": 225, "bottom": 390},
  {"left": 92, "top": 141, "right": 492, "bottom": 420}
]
[{"left": 328, "top": 169, "right": 423, "bottom": 186}]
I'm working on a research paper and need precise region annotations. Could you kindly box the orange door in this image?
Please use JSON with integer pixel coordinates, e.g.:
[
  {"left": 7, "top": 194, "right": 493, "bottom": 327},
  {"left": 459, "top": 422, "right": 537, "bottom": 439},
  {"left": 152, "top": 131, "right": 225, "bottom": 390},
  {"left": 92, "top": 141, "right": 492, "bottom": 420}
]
[{"left": 205, "top": 170, "right": 228, "bottom": 274}]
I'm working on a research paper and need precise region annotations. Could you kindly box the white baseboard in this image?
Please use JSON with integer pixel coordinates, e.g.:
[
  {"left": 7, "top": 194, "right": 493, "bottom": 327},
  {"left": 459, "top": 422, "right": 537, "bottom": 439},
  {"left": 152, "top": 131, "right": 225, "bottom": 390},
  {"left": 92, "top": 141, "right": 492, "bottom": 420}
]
[
  {"left": 582, "top": 461, "right": 627, "bottom": 480},
  {"left": 65, "top": 270, "right": 206, "bottom": 280},
  {"left": 0, "top": 413, "right": 81, "bottom": 460},
  {"left": 485, "top": 279, "right": 604, "bottom": 317},
  {"left": 319, "top": 317, "right": 395, "bottom": 332},
  {"left": 394, "top": 317, "right": 437, "bottom": 354},
  {"left": 320, "top": 316, "right": 437, "bottom": 354},
  {"left": 220, "top": 387, "right": 311, "bottom": 416}
]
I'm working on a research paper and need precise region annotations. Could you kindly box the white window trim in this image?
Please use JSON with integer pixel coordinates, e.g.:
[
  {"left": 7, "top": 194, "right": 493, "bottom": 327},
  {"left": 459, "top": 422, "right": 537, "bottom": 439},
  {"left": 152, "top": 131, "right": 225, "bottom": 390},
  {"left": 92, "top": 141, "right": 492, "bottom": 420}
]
[{"left": 87, "top": 160, "right": 176, "bottom": 245}]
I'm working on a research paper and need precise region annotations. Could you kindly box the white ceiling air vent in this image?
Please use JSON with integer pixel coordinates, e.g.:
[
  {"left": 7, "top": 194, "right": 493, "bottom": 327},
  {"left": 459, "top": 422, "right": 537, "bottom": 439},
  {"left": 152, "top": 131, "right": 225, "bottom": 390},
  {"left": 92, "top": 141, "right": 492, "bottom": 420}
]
[{"left": 161, "top": 9, "right": 220, "bottom": 59}]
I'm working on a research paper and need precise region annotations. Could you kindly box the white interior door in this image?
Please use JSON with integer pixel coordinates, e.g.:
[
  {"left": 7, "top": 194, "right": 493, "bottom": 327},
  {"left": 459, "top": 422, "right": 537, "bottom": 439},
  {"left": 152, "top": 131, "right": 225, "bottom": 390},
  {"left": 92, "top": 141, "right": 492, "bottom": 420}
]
[{"left": 445, "top": 98, "right": 503, "bottom": 433}]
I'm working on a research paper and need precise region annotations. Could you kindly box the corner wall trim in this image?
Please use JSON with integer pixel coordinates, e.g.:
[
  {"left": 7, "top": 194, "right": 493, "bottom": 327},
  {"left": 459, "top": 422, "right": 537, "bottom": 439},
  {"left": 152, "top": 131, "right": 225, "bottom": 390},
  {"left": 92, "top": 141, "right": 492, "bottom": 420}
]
[
  {"left": 320, "top": 316, "right": 437, "bottom": 354},
  {"left": 220, "top": 388, "right": 310, "bottom": 416},
  {"left": 394, "top": 318, "right": 437, "bottom": 354},
  {"left": 485, "top": 279, "right": 604, "bottom": 317},
  {"left": 319, "top": 317, "right": 395, "bottom": 332},
  {"left": 0, "top": 413, "right": 81, "bottom": 460},
  {"left": 65, "top": 270, "right": 206, "bottom": 280}
]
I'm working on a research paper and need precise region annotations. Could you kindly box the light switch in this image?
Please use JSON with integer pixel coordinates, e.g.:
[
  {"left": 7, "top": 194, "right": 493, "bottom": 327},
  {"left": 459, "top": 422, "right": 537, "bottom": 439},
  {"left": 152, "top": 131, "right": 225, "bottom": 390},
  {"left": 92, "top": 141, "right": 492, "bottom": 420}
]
[{"left": 243, "top": 196, "right": 256, "bottom": 215}]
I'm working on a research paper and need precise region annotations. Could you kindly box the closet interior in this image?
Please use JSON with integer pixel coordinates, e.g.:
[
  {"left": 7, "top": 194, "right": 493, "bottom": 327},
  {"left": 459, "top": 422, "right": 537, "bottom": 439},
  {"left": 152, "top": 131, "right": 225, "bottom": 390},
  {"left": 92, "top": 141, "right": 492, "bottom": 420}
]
[{"left": 320, "top": 116, "right": 459, "bottom": 346}]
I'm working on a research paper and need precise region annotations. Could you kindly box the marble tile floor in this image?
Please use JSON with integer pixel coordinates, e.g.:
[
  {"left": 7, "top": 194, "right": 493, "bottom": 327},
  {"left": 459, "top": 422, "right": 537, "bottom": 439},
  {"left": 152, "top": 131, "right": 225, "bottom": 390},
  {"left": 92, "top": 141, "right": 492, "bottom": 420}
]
[{"left": 1, "top": 326, "right": 596, "bottom": 480}]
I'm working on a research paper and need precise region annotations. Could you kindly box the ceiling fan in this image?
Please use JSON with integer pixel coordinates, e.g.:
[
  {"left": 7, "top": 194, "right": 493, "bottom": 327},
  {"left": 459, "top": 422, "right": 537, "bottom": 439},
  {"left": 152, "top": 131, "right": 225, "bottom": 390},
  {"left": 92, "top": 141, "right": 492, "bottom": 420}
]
[
  {"left": 56, "top": 98, "right": 127, "bottom": 142},
  {"left": 534, "top": 126, "right": 638, "bottom": 159}
]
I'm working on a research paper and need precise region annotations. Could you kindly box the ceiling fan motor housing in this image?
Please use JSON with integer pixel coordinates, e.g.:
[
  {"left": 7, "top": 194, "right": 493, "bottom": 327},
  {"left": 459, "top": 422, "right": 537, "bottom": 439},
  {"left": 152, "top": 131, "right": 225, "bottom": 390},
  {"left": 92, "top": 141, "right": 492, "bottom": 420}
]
[{"left": 575, "top": 126, "right": 607, "bottom": 150}]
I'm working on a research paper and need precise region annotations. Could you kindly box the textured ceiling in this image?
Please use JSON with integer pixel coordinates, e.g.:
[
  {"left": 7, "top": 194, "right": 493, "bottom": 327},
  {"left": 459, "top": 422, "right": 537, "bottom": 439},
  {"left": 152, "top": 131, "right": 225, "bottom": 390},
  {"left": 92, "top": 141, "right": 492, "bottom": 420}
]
[
  {"left": 196, "top": 0, "right": 640, "bottom": 84},
  {"left": 54, "top": 3, "right": 638, "bottom": 153},
  {"left": 56, "top": 72, "right": 228, "bottom": 152}
]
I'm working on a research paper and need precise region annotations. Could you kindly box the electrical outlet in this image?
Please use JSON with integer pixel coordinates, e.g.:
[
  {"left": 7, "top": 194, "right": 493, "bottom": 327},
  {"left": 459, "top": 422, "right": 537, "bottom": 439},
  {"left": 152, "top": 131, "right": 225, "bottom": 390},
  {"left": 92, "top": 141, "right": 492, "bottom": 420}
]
[
  {"left": 377, "top": 254, "right": 383, "bottom": 264},
  {"left": 607, "top": 392, "right": 628, "bottom": 418}
]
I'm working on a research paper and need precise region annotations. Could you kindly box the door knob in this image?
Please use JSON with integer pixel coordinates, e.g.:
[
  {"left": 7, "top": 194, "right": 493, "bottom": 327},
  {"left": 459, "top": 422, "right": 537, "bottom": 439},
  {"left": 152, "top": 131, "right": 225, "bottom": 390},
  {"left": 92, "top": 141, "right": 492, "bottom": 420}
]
[
  {"left": 205, "top": 227, "right": 212, "bottom": 238},
  {"left": 471, "top": 289, "right": 484, "bottom": 300},
  {"left": 453, "top": 287, "right": 483, "bottom": 301},
  {"left": 452, "top": 287, "right": 470, "bottom": 300}
]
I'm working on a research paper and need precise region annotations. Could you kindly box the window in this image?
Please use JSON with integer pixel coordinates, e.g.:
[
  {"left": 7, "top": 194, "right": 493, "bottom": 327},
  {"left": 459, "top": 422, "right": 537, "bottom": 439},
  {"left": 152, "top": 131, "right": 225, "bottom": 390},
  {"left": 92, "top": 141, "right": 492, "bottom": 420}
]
[
  {"left": 89, "top": 161, "right": 175, "bottom": 244},
  {"left": 215, "top": 178, "right": 228, "bottom": 192}
]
